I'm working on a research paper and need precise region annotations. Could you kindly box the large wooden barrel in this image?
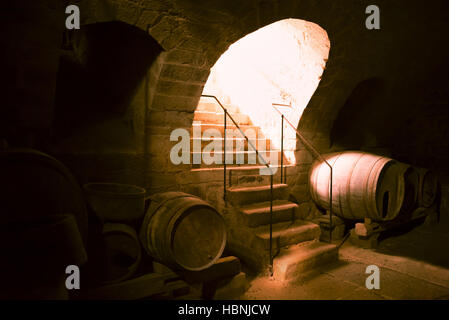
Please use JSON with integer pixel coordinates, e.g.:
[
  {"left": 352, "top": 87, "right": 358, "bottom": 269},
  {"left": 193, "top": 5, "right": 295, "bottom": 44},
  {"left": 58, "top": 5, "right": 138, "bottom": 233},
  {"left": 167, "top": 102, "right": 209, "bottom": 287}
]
[
  {"left": 0, "top": 148, "right": 88, "bottom": 245},
  {"left": 101, "top": 223, "right": 142, "bottom": 284},
  {"left": 140, "top": 192, "right": 226, "bottom": 271},
  {"left": 415, "top": 168, "right": 438, "bottom": 208},
  {"left": 309, "top": 151, "right": 405, "bottom": 221}
]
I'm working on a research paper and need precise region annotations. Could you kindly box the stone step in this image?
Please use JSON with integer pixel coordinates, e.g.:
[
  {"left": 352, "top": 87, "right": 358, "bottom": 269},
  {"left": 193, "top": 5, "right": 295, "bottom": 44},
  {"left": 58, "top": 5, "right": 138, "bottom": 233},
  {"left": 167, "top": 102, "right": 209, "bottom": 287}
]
[
  {"left": 191, "top": 123, "right": 265, "bottom": 137},
  {"left": 191, "top": 156, "right": 291, "bottom": 170},
  {"left": 191, "top": 137, "right": 272, "bottom": 150},
  {"left": 254, "top": 220, "right": 321, "bottom": 250},
  {"left": 192, "top": 164, "right": 294, "bottom": 175},
  {"left": 230, "top": 172, "right": 281, "bottom": 187},
  {"left": 191, "top": 123, "right": 298, "bottom": 147},
  {"left": 190, "top": 164, "right": 291, "bottom": 177},
  {"left": 227, "top": 183, "right": 289, "bottom": 205},
  {"left": 191, "top": 162, "right": 269, "bottom": 170},
  {"left": 240, "top": 200, "right": 298, "bottom": 227},
  {"left": 190, "top": 150, "right": 285, "bottom": 165},
  {"left": 187, "top": 164, "right": 293, "bottom": 186},
  {"left": 196, "top": 100, "right": 240, "bottom": 114},
  {"left": 273, "top": 241, "right": 338, "bottom": 281},
  {"left": 194, "top": 110, "right": 251, "bottom": 125}
]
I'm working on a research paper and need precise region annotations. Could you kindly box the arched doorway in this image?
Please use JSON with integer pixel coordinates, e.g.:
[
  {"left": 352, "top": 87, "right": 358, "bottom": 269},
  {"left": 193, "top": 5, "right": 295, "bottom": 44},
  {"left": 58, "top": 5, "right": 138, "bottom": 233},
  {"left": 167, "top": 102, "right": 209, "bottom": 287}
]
[{"left": 195, "top": 18, "right": 330, "bottom": 166}]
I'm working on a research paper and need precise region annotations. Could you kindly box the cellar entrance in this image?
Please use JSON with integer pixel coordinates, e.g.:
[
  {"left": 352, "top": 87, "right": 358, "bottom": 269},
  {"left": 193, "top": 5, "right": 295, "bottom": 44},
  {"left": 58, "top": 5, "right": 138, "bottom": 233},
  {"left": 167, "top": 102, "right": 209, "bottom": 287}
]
[{"left": 193, "top": 19, "right": 330, "bottom": 168}]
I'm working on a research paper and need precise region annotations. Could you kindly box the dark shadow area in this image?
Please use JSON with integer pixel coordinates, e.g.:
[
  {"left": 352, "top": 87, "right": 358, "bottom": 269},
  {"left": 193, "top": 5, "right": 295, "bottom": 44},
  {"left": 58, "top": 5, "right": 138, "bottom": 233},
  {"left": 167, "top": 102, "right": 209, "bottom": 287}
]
[
  {"left": 53, "top": 21, "right": 163, "bottom": 147},
  {"left": 375, "top": 216, "right": 449, "bottom": 269},
  {"left": 330, "top": 78, "right": 385, "bottom": 149}
]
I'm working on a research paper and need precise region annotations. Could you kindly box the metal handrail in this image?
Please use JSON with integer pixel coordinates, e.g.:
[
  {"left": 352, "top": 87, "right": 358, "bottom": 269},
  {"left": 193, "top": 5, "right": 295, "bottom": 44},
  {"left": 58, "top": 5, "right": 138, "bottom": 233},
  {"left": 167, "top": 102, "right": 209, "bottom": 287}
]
[
  {"left": 201, "top": 95, "right": 274, "bottom": 173},
  {"left": 272, "top": 105, "right": 334, "bottom": 243},
  {"left": 201, "top": 95, "right": 276, "bottom": 274}
]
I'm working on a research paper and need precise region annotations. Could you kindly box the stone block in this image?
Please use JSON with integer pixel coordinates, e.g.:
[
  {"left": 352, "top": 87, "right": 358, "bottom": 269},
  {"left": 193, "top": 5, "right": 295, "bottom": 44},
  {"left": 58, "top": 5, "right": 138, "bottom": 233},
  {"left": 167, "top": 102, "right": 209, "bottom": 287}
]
[
  {"left": 320, "top": 223, "right": 345, "bottom": 242},
  {"left": 273, "top": 242, "right": 338, "bottom": 281},
  {"left": 318, "top": 214, "right": 345, "bottom": 241},
  {"left": 296, "top": 202, "right": 312, "bottom": 220},
  {"left": 147, "top": 111, "right": 166, "bottom": 125},
  {"left": 354, "top": 222, "right": 380, "bottom": 237},
  {"left": 192, "top": 68, "right": 210, "bottom": 83},
  {"left": 156, "top": 80, "right": 204, "bottom": 97},
  {"left": 151, "top": 94, "right": 199, "bottom": 113},
  {"left": 146, "top": 172, "right": 178, "bottom": 190},
  {"left": 148, "top": 110, "right": 194, "bottom": 128},
  {"left": 290, "top": 184, "right": 311, "bottom": 202},
  {"left": 177, "top": 36, "right": 205, "bottom": 52},
  {"left": 295, "top": 149, "right": 314, "bottom": 164},
  {"left": 160, "top": 64, "right": 209, "bottom": 83},
  {"left": 296, "top": 171, "right": 310, "bottom": 185},
  {"left": 349, "top": 229, "right": 379, "bottom": 249},
  {"left": 148, "top": 16, "right": 181, "bottom": 49},
  {"left": 227, "top": 184, "right": 289, "bottom": 205},
  {"left": 135, "top": 9, "right": 160, "bottom": 30},
  {"left": 166, "top": 49, "right": 206, "bottom": 67}
]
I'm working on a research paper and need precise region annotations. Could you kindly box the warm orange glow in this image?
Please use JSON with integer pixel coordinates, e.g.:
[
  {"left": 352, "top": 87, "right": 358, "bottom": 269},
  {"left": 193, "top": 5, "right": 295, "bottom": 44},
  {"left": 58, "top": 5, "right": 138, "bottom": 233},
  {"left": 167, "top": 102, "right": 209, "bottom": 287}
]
[{"left": 202, "top": 19, "right": 330, "bottom": 164}]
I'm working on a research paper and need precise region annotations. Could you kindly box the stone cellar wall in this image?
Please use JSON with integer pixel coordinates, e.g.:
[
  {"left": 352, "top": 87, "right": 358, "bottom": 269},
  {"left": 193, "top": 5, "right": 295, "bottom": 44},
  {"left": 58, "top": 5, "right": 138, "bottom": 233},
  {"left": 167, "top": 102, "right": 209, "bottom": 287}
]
[{"left": 2, "top": 0, "right": 449, "bottom": 218}]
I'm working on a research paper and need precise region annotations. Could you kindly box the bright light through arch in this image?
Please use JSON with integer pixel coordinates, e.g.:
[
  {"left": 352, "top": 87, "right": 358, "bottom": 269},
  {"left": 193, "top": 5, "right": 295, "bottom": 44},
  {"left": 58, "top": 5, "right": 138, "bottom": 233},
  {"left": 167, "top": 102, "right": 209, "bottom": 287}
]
[{"left": 200, "top": 19, "right": 330, "bottom": 164}]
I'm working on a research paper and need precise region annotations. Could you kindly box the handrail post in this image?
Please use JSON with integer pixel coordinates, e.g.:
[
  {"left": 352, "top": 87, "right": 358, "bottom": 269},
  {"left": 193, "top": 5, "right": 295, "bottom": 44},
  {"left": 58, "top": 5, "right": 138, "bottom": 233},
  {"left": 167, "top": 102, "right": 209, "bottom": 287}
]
[
  {"left": 281, "top": 115, "right": 284, "bottom": 184},
  {"left": 329, "top": 166, "right": 333, "bottom": 243},
  {"left": 223, "top": 110, "right": 227, "bottom": 202},
  {"left": 272, "top": 105, "right": 334, "bottom": 243},
  {"left": 202, "top": 95, "right": 276, "bottom": 273},
  {"left": 269, "top": 173, "right": 273, "bottom": 276}
]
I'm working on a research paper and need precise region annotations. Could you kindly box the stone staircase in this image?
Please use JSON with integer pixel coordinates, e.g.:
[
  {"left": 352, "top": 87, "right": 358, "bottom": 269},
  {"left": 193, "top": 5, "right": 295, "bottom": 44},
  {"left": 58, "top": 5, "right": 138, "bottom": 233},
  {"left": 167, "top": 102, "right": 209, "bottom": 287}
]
[{"left": 192, "top": 97, "right": 338, "bottom": 280}]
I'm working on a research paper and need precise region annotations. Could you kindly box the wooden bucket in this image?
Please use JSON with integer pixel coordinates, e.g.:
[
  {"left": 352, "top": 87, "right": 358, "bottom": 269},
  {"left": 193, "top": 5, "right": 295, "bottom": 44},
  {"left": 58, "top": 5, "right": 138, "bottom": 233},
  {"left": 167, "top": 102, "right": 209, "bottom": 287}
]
[
  {"left": 101, "top": 223, "right": 142, "bottom": 284},
  {"left": 140, "top": 192, "right": 226, "bottom": 271},
  {"left": 309, "top": 151, "right": 405, "bottom": 221},
  {"left": 84, "top": 183, "right": 146, "bottom": 222},
  {"left": 0, "top": 148, "right": 88, "bottom": 245}
]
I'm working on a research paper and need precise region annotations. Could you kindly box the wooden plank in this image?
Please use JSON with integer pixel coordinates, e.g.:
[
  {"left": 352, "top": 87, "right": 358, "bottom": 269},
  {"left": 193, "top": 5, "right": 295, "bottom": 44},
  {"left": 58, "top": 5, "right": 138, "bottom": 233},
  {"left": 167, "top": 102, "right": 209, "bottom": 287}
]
[{"left": 79, "top": 272, "right": 178, "bottom": 300}]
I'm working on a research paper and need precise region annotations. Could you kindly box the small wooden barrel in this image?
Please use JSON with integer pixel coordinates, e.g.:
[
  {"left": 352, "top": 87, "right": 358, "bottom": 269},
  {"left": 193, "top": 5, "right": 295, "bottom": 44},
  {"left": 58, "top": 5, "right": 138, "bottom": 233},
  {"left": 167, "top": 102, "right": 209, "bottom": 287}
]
[
  {"left": 84, "top": 183, "right": 146, "bottom": 222},
  {"left": 415, "top": 168, "right": 438, "bottom": 208},
  {"left": 309, "top": 151, "right": 405, "bottom": 221},
  {"left": 140, "top": 192, "right": 227, "bottom": 271},
  {"left": 0, "top": 148, "right": 88, "bottom": 245},
  {"left": 101, "top": 223, "right": 142, "bottom": 284}
]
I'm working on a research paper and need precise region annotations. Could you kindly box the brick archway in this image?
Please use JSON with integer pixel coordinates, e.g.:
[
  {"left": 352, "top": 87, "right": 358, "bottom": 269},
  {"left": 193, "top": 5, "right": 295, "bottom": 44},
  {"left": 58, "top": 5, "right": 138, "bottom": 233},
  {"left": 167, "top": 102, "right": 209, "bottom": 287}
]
[{"left": 74, "top": 0, "right": 368, "bottom": 196}]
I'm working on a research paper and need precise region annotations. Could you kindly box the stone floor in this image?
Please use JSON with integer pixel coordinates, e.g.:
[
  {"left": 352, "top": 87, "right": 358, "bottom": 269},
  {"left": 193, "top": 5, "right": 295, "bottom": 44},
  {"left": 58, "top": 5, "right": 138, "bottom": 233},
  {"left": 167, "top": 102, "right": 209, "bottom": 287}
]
[{"left": 243, "top": 213, "right": 449, "bottom": 300}]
